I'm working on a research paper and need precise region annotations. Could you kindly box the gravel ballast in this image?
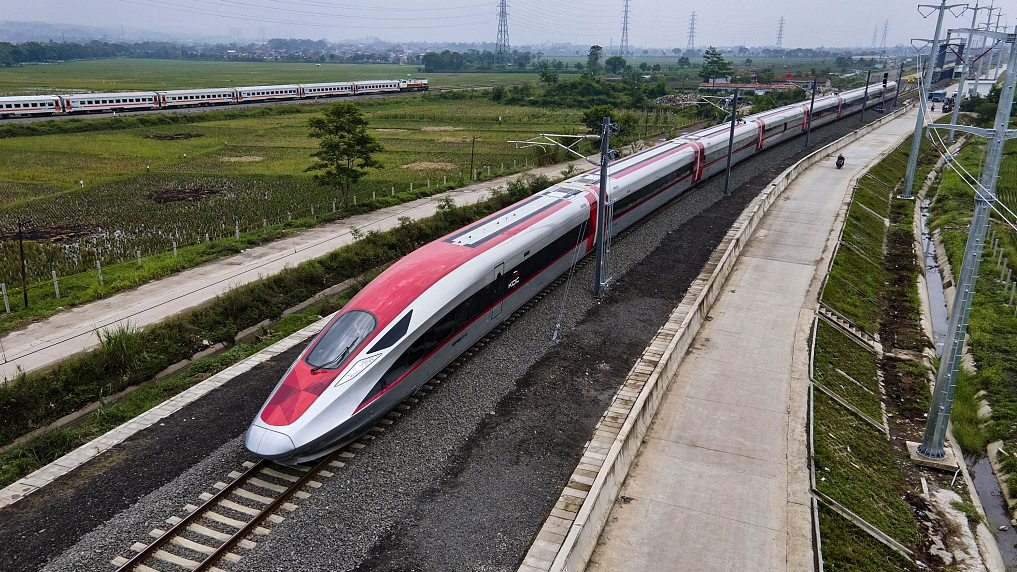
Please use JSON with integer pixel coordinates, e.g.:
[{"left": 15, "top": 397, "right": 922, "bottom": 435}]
[{"left": 9, "top": 112, "right": 886, "bottom": 572}]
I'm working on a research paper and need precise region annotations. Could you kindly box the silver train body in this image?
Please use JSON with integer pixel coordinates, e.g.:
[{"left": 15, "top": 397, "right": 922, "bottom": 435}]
[{"left": 246, "top": 81, "right": 896, "bottom": 463}]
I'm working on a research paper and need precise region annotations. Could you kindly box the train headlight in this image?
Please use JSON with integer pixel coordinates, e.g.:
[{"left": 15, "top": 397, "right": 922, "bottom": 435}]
[{"left": 333, "top": 355, "right": 381, "bottom": 387}]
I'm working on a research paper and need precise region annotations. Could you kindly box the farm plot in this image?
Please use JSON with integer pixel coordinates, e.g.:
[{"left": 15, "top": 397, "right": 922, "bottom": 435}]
[{"left": 0, "top": 97, "right": 585, "bottom": 289}]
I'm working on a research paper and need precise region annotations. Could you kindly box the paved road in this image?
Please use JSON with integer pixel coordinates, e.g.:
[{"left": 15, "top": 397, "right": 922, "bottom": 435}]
[
  {"left": 584, "top": 109, "right": 920, "bottom": 571},
  {"left": 0, "top": 161, "right": 574, "bottom": 381}
]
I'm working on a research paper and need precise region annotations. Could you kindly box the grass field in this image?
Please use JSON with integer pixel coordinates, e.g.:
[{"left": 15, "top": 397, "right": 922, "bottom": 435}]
[{"left": 0, "top": 60, "right": 540, "bottom": 95}]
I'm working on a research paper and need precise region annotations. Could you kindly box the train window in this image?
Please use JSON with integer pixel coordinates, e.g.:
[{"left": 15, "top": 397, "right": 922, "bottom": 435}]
[
  {"left": 13, "top": 104, "right": 19, "bottom": 108},
  {"left": 368, "top": 311, "right": 414, "bottom": 354},
  {"left": 305, "top": 310, "right": 376, "bottom": 370}
]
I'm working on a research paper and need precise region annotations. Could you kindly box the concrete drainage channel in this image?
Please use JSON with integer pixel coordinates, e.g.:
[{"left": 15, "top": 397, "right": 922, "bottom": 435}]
[{"left": 518, "top": 105, "right": 914, "bottom": 572}]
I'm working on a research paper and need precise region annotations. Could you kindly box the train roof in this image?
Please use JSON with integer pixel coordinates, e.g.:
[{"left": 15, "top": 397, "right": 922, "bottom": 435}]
[
  {"left": 298, "top": 82, "right": 354, "bottom": 88},
  {"left": 0, "top": 94, "right": 60, "bottom": 101},
  {"left": 61, "top": 91, "right": 158, "bottom": 99},
  {"left": 156, "top": 88, "right": 236, "bottom": 95},
  {"left": 235, "top": 84, "right": 300, "bottom": 91}
]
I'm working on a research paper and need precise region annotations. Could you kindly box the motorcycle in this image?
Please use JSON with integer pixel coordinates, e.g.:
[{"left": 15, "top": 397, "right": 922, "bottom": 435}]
[{"left": 835, "top": 154, "right": 845, "bottom": 169}]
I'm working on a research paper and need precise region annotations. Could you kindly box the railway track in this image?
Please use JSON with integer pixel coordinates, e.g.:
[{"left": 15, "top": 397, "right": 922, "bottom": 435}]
[{"left": 107, "top": 261, "right": 578, "bottom": 572}]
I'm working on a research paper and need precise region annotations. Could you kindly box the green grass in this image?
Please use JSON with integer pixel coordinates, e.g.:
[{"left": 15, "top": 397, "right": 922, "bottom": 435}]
[
  {"left": 927, "top": 134, "right": 1017, "bottom": 451},
  {"left": 0, "top": 60, "right": 539, "bottom": 95},
  {"left": 813, "top": 391, "right": 920, "bottom": 546},
  {"left": 814, "top": 320, "right": 882, "bottom": 421},
  {"left": 0, "top": 305, "right": 325, "bottom": 488},
  {"left": 818, "top": 504, "right": 918, "bottom": 572}
]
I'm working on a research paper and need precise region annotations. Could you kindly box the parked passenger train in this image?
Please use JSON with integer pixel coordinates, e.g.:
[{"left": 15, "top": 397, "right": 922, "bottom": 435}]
[
  {"left": 245, "top": 81, "right": 897, "bottom": 463},
  {"left": 0, "top": 78, "right": 429, "bottom": 118}
]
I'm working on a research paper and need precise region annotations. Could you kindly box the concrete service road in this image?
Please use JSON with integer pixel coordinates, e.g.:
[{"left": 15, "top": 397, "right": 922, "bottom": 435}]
[{"left": 584, "top": 109, "right": 921, "bottom": 571}]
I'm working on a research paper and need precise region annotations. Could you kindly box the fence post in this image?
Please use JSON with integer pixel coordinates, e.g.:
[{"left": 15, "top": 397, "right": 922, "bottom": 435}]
[
  {"left": 52, "top": 271, "right": 59, "bottom": 298},
  {"left": 137, "top": 250, "right": 141, "bottom": 265},
  {"left": 333, "top": 201, "right": 336, "bottom": 213},
  {"left": 372, "top": 190, "right": 376, "bottom": 200},
  {"left": 1, "top": 283, "right": 9, "bottom": 313},
  {"left": 96, "top": 260, "right": 103, "bottom": 285},
  {"left": 410, "top": 183, "right": 413, "bottom": 192},
  {"left": 443, "top": 175, "right": 447, "bottom": 185},
  {"left": 173, "top": 241, "right": 177, "bottom": 257}
]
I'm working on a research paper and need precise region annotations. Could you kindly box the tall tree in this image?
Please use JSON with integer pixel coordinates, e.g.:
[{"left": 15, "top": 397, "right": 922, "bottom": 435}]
[
  {"left": 604, "top": 55, "right": 627, "bottom": 74},
  {"left": 587, "top": 45, "right": 603, "bottom": 76},
  {"left": 700, "top": 46, "right": 733, "bottom": 83},
  {"left": 307, "top": 102, "right": 384, "bottom": 208}
]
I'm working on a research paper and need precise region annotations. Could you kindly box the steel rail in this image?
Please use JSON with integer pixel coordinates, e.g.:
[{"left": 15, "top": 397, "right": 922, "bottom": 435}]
[{"left": 115, "top": 458, "right": 269, "bottom": 571}]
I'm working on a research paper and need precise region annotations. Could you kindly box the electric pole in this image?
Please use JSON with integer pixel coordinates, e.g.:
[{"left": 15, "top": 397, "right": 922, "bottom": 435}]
[
  {"left": 496, "top": 0, "right": 510, "bottom": 54},
  {"left": 687, "top": 12, "right": 697, "bottom": 54},
  {"left": 594, "top": 117, "right": 618, "bottom": 299},
  {"left": 776, "top": 17, "right": 785, "bottom": 50},
  {"left": 902, "top": 0, "right": 964, "bottom": 199},
  {"left": 918, "top": 26, "right": 1017, "bottom": 460},
  {"left": 620, "top": 0, "right": 630, "bottom": 56},
  {"left": 950, "top": 1, "right": 992, "bottom": 140},
  {"left": 881, "top": 20, "right": 890, "bottom": 58}
]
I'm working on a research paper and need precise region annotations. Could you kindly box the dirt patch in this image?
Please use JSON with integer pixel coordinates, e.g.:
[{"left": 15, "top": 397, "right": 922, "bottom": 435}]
[
  {"left": 438, "top": 136, "right": 471, "bottom": 143},
  {"left": 401, "top": 162, "right": 457, "bottom": 170},
  {"left": 421, "top": 126, "right": 459, "bottom": 132},
  {"left": 145, "top": 133, "right": 204, "bottom": 141},
  {"left": 219, "top": 156, "right": 264, "bottom": 163},
  {"left": 375, "top": 128, "right": 408, "bottom": 133},
  {"left": 0, "top": 224, "right": 92, "bottom": 243},
  {"left": 147, "top": 187, "right": 222, "bottom": 203}
]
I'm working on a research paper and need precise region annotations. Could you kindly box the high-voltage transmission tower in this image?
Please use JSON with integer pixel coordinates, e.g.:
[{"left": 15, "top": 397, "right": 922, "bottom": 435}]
[
  {"left": 871, "top": 26, "right": 879, "bottom": 48},
  {"left": 776, "top": 17, "right": 785, "bottom": 49},
  {"left": 687, "top": 12, "right": 697, "bottom": 52},
  {"left": 880, "top": 19, "right": 890, "bottom": 55},
  {"left": 620, "top": 0, "right": 631, "bottom": 56},
  {"left": 496, "top": 0, "right": 510, "bottom": 54}
]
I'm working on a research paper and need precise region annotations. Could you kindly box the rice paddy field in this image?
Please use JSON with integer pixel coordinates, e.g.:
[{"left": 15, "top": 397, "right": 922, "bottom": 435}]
[
  {"left": 0, "top": 94, "right": 605, "bottom": 291},
  {"left": 0, "top": 59, "right": 539, "bottom": 95}
]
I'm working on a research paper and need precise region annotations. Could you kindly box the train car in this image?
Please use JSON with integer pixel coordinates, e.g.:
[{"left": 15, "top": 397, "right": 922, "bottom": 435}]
[
  {"left": 353, "top": 80, "right": 401, "bottom": 95},
  {"left": 235, "top": 85, "right": 300, "bottom": 103},
  {"left": 157, "top": 88, "right": 236, "bottom": 107},
  {"left": 400, "top": 78, "right": 429, "bottom": 92},
  {"left": 299, "top": 82, "right": 355, "bottom": 98},
  {"left": 248, "top": 81, "right": 897, "bottom": 462},
  {"left": 0, "top": 95, "right": 63, "bottom": 117},
  {"left": 60, "top": 92, "right": 159, "bottom": 113}
]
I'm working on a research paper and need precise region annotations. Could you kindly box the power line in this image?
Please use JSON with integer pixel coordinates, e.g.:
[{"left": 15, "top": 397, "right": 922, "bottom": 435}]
[{"left": 496, "top": 0, "right": 510, "bottom": 53}]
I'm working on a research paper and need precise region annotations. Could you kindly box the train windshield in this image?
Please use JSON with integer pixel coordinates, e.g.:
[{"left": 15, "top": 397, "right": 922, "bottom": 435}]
[{"left": 305, "top": 310, "right": 376, "bottom": 370}]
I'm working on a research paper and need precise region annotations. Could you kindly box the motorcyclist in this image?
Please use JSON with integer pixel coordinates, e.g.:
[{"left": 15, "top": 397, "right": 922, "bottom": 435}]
[{"left": 836, "top": 154, "right": 845, "bottom": 169}]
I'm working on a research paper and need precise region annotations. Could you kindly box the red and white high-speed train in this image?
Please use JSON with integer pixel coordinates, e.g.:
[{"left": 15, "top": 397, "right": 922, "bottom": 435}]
[{"left": 246, "top": 81, "right": 896, "bottom": 462}]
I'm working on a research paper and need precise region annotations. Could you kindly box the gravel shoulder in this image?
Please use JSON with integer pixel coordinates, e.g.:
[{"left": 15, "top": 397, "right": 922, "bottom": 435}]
[{"left": 0, "top": 111, "right": 887, "bottom": 572}]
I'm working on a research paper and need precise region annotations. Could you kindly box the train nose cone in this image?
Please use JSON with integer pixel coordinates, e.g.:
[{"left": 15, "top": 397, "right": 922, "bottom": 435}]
[{"left": 246, "top": 424, "right": 296, "bottom": 458}]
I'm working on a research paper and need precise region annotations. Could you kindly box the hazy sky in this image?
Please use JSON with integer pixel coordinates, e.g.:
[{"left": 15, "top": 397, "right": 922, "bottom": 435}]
[{"left": 5, "top": 0, "right": 1016, "bottom": 49}]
